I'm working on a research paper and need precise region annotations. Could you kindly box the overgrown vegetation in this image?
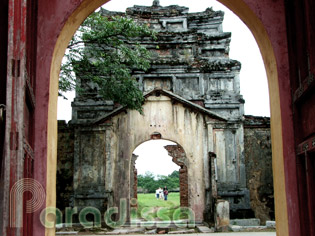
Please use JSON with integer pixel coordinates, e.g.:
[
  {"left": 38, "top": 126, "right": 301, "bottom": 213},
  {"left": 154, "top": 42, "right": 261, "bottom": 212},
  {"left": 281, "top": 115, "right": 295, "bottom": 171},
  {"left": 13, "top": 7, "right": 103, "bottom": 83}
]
[
  {"left": 59, "top": 10, "right": 156, "bottom": 113},
  {"left": 137, "top": 171, "right": 179, "bottom": 193}
]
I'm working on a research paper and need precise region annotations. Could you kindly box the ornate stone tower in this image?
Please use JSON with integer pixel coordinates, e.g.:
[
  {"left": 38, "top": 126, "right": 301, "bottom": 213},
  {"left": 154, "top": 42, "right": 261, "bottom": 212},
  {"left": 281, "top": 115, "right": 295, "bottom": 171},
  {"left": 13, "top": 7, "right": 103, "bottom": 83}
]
[{"left": 72, "top": 4, "right": 244, "bottom": 124}]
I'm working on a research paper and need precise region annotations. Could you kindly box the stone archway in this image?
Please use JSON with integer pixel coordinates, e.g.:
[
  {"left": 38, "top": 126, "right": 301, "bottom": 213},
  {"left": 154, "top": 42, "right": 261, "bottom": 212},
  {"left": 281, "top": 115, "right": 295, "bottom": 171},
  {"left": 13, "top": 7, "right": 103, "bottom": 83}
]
[
  {"left": 65, "top": 88, "right": 229, "bottom": 225},
  {"left": 130, "top": 140, "right": 189, "bottom": 208},
  {"left": 44, "top": 1, "right": 291, "bottom": 235}
]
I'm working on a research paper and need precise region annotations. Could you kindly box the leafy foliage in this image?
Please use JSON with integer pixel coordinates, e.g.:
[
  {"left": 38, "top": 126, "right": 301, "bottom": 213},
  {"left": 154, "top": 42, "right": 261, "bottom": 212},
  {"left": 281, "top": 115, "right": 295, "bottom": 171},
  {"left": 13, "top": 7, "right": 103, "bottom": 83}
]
[
  {"left": 137, "top": 171, "right": 180, "bottom": 193},
  {"left": 59, "top": 10, "right": 156, "bottom": 112}
]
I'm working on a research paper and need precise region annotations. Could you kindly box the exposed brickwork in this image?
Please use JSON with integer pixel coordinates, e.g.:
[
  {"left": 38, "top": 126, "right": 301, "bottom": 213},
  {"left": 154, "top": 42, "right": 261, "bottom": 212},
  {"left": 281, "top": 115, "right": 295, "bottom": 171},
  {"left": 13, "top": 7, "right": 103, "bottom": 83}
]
[
  {"left": 131, "top": 154, "right": 138, "bottom": 200},
  {"left": 133, "top": 169, "right": 137, "bottom": 199},
  {"left": 164, "top": 145, "right": 188, "bottom": 207},
  {"left": 179, "top": 167, "right": 188, "bottom": 207}
]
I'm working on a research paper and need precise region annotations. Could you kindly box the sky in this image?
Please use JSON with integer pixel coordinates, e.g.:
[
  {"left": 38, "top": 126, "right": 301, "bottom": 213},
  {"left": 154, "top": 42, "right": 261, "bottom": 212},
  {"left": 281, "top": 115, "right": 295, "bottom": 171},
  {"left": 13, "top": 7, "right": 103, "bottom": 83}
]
[{"left": 57, "top": 0, "right": 271, "bottom": 176}]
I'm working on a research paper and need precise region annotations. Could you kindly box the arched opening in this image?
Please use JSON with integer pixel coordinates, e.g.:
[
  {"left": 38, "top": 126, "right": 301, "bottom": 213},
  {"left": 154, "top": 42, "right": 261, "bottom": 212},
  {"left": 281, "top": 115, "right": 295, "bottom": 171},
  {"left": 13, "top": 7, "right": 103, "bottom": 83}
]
[
  {"left": 130, "top": 139, "right": 190, "bottom": 222},
  {"left": 132, "top": 139, "right": 180, "bottom": 199},
  {"left": 49, "top": 0, "right": 287, "bottom": 235},
  {"left": 58, "top": 1, "right": 276, "bottom": 226}
]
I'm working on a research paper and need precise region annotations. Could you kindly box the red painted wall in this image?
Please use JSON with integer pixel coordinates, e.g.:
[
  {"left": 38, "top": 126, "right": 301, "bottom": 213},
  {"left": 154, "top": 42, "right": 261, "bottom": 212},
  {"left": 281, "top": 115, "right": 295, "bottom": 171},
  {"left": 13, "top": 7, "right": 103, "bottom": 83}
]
[
  {"left": 0, "top": 0, "right": 8, "bottom": 162},
  {"left": 33, "top": 1, "right": 84, "bottom": 235},
  {"left": 285, "top": 0, "right": 315, "bottom": 235},
  {"left": 0, "top": 0, "right": 8, "bottom": 233},
  {"left": 241, "top": 1, "right": 300, "bottom": 236}
]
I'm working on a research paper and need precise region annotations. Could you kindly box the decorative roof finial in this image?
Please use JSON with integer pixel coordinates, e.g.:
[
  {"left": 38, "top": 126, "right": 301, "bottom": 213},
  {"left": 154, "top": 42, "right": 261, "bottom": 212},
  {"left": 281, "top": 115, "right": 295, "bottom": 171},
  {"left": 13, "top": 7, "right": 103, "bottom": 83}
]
[{"left": 152, "top": 0, "right": 160, "bottom": 7}]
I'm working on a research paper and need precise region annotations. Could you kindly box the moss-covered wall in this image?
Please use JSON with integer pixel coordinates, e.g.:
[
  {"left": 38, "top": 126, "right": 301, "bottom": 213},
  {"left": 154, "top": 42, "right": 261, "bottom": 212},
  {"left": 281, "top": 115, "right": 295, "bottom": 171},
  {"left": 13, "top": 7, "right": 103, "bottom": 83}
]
[{"left": 244, "top": 116, "right": 274, "bottom": 224}]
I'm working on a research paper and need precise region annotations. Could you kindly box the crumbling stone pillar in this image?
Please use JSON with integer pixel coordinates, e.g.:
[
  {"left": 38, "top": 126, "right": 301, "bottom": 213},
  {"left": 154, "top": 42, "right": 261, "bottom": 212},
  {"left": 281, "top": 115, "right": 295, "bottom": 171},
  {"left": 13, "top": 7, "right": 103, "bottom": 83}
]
[
  {"left": 130, "top": 154, "right": 138, "bottom": 201},
  {"left": 204, "top": 152, "right": 218, "bottom": 224},
  {"left": 211, "top": 121, "right": 250, "bottom": 215},
  {"left": 210, "top": 152, "right": 217, "bottom": 199},
  {"left": 72, "top": 125, "right": 109, "bottom": 214}
]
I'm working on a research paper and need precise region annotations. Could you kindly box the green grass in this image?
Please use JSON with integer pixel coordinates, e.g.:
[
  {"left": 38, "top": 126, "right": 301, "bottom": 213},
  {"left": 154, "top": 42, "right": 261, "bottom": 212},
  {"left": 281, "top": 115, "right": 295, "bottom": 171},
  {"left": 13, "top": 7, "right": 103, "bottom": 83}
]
[
  {"left": 136, "top": 193, "right": 187, "bottom": 221},
  {"left": 138, "top": 192, "right": 180, "bottom": 207}
]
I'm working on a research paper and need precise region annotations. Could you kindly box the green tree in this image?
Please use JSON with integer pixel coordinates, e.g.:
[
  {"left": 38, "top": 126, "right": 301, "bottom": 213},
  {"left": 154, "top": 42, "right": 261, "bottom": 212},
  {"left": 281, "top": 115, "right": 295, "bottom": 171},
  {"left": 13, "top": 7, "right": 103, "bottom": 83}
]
[
  {"left": 168, "top": 170, "right": 179, "bottom": 179},
  {"left": 137, "top": 171, "right": 180, "bottom": 193},
  {"left": 138, "top": 172, "right": 159, "bottom": 193},
  {"left": 59, "top": 10, "right": 156, "bottom": 113}
]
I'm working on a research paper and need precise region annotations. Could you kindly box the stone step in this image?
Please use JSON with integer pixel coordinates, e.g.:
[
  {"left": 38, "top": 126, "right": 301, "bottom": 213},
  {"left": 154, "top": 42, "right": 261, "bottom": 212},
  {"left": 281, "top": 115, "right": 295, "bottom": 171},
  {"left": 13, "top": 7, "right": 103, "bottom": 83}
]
[
  {"left": 266, "top": 221, "right": 276, "bottom": 229},
  {"left": 105, "top": 227, "right": 145, "bottom": 235},
  {"left": 230, "top": 225, "right": 268, "bottom": 232},
  {"left": 55, "top": 232, "right": 78, "bottom": 235},
  {"left": 230, "top": 218, "right": 260, "bottom": 226},
  {"left": 196, "top": 225, "right": 215, "bottom": 233}
]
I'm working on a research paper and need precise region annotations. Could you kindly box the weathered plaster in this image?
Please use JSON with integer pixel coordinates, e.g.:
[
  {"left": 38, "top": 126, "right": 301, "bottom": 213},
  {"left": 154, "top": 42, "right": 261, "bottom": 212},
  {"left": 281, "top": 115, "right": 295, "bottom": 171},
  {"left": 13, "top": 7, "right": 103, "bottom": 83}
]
[
  {"left": 244, "top": 116, "right": 274, "bottom": 224},
  {"left": 105, "top": 95, "right": 210, "bottom": 222}
]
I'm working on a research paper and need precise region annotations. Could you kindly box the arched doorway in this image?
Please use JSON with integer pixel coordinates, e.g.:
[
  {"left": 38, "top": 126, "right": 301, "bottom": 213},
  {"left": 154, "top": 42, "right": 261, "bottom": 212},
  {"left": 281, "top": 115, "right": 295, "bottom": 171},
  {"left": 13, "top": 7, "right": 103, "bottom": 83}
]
[
  {"left": 43, "top": 0, "right": 291, "bottom": 235},
  {"left": 130, "top": 139, "right": 190, "bottom": 223},
  {"left": 78, "top": 88, "right": 221, "bottom": 224},
  {"left": 131, "top": 139, "right": 189, "bottom": 209}
]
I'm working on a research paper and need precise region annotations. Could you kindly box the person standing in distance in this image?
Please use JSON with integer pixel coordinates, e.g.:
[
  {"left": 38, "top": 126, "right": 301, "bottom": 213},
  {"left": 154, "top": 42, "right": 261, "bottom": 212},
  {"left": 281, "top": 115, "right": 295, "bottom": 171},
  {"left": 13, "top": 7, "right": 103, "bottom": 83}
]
[
  {"left": 163, "top": 186, "right": 168, "bottom": 201},
  {"left": 156, "top": 187, "right": 160, "bottom": 200}
]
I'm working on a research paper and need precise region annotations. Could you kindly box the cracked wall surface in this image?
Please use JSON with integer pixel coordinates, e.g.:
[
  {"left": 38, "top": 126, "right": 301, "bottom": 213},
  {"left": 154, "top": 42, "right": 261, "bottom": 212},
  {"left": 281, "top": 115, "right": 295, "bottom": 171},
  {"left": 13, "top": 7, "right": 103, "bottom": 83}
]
[{"left": 244, "top": 116, "right": 274, "bottom": 223}]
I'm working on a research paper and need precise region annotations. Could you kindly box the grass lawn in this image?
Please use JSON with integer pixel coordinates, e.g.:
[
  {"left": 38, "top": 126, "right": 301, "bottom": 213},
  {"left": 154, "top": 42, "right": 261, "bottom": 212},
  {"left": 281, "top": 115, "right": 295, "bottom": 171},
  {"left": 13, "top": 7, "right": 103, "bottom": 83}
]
[
  {"left": 138, "top": 192, "right": 180, "bottom": 207},
  {"left": 136, "top": 193, "right": 187, "bottom": 221}
]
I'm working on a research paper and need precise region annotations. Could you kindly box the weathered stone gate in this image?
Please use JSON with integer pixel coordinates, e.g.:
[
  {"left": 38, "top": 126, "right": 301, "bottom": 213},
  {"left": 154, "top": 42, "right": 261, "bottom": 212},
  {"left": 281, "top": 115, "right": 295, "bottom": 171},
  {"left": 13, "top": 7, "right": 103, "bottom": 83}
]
[
  {"left": 73, "top": 89, "right": 230, "bottom": 222},
  {"left": 63, "top": 2, "right": 250, "bottom": 223}
]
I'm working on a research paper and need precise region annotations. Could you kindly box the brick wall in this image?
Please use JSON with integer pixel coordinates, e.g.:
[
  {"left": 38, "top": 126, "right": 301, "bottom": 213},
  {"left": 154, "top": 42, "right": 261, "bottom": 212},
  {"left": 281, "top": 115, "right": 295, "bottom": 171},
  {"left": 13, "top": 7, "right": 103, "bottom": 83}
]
[
  {"left": 131, "top": 154, "right": 138, "bottom": 200},
  {"left": 164, "top": 145, "right": 188, "bottom": 207}
]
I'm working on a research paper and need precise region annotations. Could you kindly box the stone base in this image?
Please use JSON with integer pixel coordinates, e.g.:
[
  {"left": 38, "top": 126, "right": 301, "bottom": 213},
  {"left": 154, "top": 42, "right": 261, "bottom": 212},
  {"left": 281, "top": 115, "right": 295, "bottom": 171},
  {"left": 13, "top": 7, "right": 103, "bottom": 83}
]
[
  {"left": 230, "top": 218, "right": 260, "bottom": 226},
  {"left": 215, "top": 200, "right": 230, "bottom": 231}
]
